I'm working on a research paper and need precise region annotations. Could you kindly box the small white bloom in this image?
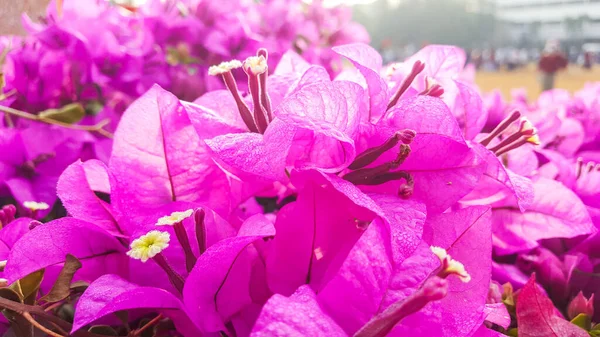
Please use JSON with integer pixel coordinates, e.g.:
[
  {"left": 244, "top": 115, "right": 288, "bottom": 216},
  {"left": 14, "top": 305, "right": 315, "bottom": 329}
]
[
  {"left": 208, "top": 60, "right": 242, "bottom": 76},
  {"left": 447, "top": 259, "right": 471, "bottom": 283},
  {"left": 127, "top": 230, "right": 170, "bottom": 263},
  {"left": 430, "top": 246, "right": 448, "bottom": 261},
  {"left": 156, "top": 209, "right": 193, "bottom": 226},
  {"left": 23, "top": 201, "right": 50, "bottom": 211},
  {"left": 430, "top": 246, "right": 471, "bottom": 283},
  {"left": 243, "top": 55, "right": 267, "bottom": 75}
]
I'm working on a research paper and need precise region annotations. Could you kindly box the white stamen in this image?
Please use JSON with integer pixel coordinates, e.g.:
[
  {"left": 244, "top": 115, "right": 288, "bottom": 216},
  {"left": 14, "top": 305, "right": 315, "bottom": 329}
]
[
  {"left": 208, "top": 60, "right": 243, "bottom": 76},
  {"left": 23, "top": 201, "right": 50, "bottom": 211},
  {"left": 127, "top": 230, "right": 170, "bottom": 263},
  {"left": 156, "top": 209, "right": 194, "bottom": 226},
  {"left": 243, "top": 56, "right": 267, "bottom": 75}
]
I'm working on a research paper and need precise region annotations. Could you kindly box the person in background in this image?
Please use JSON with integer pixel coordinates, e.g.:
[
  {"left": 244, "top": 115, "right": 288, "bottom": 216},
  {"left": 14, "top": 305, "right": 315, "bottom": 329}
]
[
  {"left": 538, "top": 40, "right": 568, "bottom": 92},
  {"left": 583, "top": 51, "right": 593, "bottom": 70}
]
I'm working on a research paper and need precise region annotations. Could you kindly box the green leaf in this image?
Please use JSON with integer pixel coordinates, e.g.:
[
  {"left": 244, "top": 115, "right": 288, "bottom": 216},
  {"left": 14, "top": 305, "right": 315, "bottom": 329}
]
[
  {"left": 38, "top": 103, "right": 85, "bottom": 124},
  {"left": 570, "top": 313, "right": 592, "bottom": 331}
]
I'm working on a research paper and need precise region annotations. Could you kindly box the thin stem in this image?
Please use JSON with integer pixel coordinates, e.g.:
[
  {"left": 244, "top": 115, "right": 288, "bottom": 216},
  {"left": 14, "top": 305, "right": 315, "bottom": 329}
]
[
  {"left": 132, "top": 314, "right": 163, "bottom": 336},
  {"left": 22, "top": 312, "right": 65, "bottom": 337},
  {"left": 0, "top": 105, "right": 113, "bottom": 138}
]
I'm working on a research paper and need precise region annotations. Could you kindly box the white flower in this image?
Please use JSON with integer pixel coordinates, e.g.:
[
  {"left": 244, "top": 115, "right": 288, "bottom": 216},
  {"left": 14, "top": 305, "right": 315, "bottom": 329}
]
[
  {"left": 127, "top": 231, "right": 170, "bottom": 263},
  {"left": 208, "top": 60, "right": 242, "bottom": 76},
  {"left": 23, "top": 201, "right": 50, "bottom": 211},
  {"left": 156, "top": 209, "right": 193, "bottom": 226},
  {"left": 243, "top": 55, "right": 267, "bottom": 75},
  {"left": 430, "top": 246, "right": 471, "bottom": 283}
]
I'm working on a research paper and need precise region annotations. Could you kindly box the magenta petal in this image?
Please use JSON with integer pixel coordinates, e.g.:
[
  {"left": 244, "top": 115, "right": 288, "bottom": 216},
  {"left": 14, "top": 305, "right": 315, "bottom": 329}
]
[
  {"left": 267, "top": 171, "right": 377, "bottom": 296},
  {"left": 454, "top": 80, "right": 487, "bottom": 140},
  {"left": 275, "top": 81, "right": 364, "bottom": 173},
  {"left": 0, "top": 217, "right": 30, "bottom": 247},
  {"left": 483, "top": 303, "right": 511, "bottom": 329},
  {"left": 72, "top": 274, "right": 201, "bottom": 336},
  {"left": 382, "top": 96, "right": 464, "bottom": 143},
  {"left": 250, "top": 285, "right": 346, "bottom": 337},
  {"left": 333, "top": 43, "right": 389, "bottom": 119},
  {"left": 205, "top": 126, "right": 292, "bottom": 182},
  {"left": 317, "top": 195, "right": 427, "bottom": 335},
  {"left": 471, "top": 142, "right": 534, "bottom": 212},
  {"left": 110, "top": 84, "right": 231, "bottom": 221},
  {"left": 493, "top": 177, "right": 595, "bottom": 255},
  {"left": 191, "top": 90, "right": 248, "bottom": 132},
  {"left": 273, "top": 50, "right": 311, "bottom": 76},
  {"left": 57, "top": 160, "right": 123, "bottom": 236},
  {"left": 517, "top": 275, "right": 588, "bottom": 337},
  {"left": 4, "top": 218, "right": 127, "bottom": 283},
  {"left": 471, "top": 325, "right": 507, "bottom": 337},
  {"left": 317, "top": 219, "right": 395, "bottom": 333},
  {"left": 405, "top": 45, "right": 466, "bottom": 88},
  {"left": 183, "top": 214, "right": 275, "bottom": 333},
  {"left": 418, "top": 206, "right": 493, "bottom": 336}
]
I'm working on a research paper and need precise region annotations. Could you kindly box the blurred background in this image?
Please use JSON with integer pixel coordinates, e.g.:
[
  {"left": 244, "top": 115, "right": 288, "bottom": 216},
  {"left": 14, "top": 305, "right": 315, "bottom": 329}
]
[{"left": 2, "top": 0, "right": 599, "bottom": 98}]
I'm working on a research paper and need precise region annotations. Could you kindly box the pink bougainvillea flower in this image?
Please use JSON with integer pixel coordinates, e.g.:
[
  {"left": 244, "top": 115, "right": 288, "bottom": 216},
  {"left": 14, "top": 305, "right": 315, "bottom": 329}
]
[
  {"left": 491, "top": 177, "right": 594, "bottom": 255},
  {"left": 517, "top": 274, "right": 588, "bottom": 337}
]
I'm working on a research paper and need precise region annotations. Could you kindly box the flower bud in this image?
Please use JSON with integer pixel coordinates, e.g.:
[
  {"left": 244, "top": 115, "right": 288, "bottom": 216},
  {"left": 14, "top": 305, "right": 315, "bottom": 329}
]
[{"left": 567, "top": 292, "right": 594, "bottom": 320}]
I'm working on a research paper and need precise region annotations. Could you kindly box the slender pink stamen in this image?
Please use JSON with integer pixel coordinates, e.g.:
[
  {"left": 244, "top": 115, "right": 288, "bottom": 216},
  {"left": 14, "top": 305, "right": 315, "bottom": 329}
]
[
  {"left": 153, "top": 253, "right": 185, "bottom": 293},
  {"left": 349, "top": 130, "right": 416, "bottom": 170},
  {"left": 386, "top": 61, "right": 425, "bottom": 112},
  {"left": 479, "top": 110, "right": 521, "bottom": 146},
  {"left": 257, "top": 48, "right": 273, "bottom": 121},
  {"left": 221, "top": 72, "right": 259, "bottom": 133},
  {"left": 343, "top": 144, "right": 411, "bottom": 185},
  {"left": 194, "top": 209, "right": 207, "bottom": 255}
]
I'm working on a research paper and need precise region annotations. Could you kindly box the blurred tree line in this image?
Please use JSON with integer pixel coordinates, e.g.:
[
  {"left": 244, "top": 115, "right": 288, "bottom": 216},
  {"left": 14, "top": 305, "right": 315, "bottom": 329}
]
[{"left": 353, "top": 0, "right": 497, "bottom": 49}]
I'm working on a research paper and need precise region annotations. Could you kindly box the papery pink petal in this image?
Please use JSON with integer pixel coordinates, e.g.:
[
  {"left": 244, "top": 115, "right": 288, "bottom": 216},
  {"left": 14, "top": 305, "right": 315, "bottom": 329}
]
[
  {"left": 276, "top": 80, "right": 364, "bottom": 173},
  {"left": 471, "top": 325, "right": 507, "bottom": 337},
  {"left": 454, "top": 80, "right": 487, "bottom": 140},
  {"left": 416, "top": 206, "right": 492, "bottom": 336},
  {"left": 548, "top": 117, "right": 584, "bottom": 157},
  {"left": 4, "top": 218, "right": 127, "bottom": 283},
  {"left": 188, "top": 92, "right": 248, "bottom": 137},
  {"left": 381, "top": 96, "right": 464, "bottom": 143},
  {"left": 318, "top": 196, "right": 427, "bottom": 334},
  {"left": 274, "top": 50, "right": 311, "bottom": 76},
  {"left": 403, "top": 135, "right": 485, "bottom": 213},
  {"left": 110, "top": 85, "right": 231, "bottom": 225},
  {"left": 57, "top": 160, "right": 123, "bottom": 236},
  {"left": 333, "top": 43, "right": 389, "bottom": 119},
  {"left": 250, "top": 285, "right": 347, "bottom": 337},
  {"left": 0, "top": 217, "right": 32, "bottom": 259},
  {"left": 205, "top": 124, "right": 293, "bottom": 182},
  {"left": 267, "top": 171, "right": 377, "bottom": 296},
  {"left": 483, "top": 303, "right": 511, "bottom": 329},
  {"left": 183, "top": 214, "right": 275, "bottom": 333},
  {"left": 72, "top": 274, "right": 200, "bottom": 336},
  {"left": 470, "top": 142, "right": 534, "bottom": 212},
  {"left": 404, "top": 45, "right": 466, "bottom": 91},
  {"left": 517, "top": 275, "right": 588, "bottom": 337},
  {"left": 493, "top": 177, "right": 595, "bottom": 255}
]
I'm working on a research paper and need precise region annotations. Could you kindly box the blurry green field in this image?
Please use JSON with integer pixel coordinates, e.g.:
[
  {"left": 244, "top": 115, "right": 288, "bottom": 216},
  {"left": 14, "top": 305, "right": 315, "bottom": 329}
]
[{"left": 475, "top": 64, "right": 600, "bottom": 99}]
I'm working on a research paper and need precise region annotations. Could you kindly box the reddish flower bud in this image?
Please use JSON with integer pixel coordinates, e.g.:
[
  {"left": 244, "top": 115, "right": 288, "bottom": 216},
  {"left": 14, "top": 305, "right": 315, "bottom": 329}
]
[{"left": 567, "top": 291, "right": 594, "bottom": 320}]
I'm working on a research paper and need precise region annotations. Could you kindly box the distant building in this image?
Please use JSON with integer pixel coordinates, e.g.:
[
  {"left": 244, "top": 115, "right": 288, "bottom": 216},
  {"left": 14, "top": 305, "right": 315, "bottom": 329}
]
[{"left": 494, "top": 0, "right": 600, "bottom": 47}]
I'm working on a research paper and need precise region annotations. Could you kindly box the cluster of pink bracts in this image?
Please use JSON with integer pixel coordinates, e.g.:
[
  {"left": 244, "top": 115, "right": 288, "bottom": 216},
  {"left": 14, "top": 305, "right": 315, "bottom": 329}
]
[{"left": 0, "top": 1, "right": 599, "bottom": 337}]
